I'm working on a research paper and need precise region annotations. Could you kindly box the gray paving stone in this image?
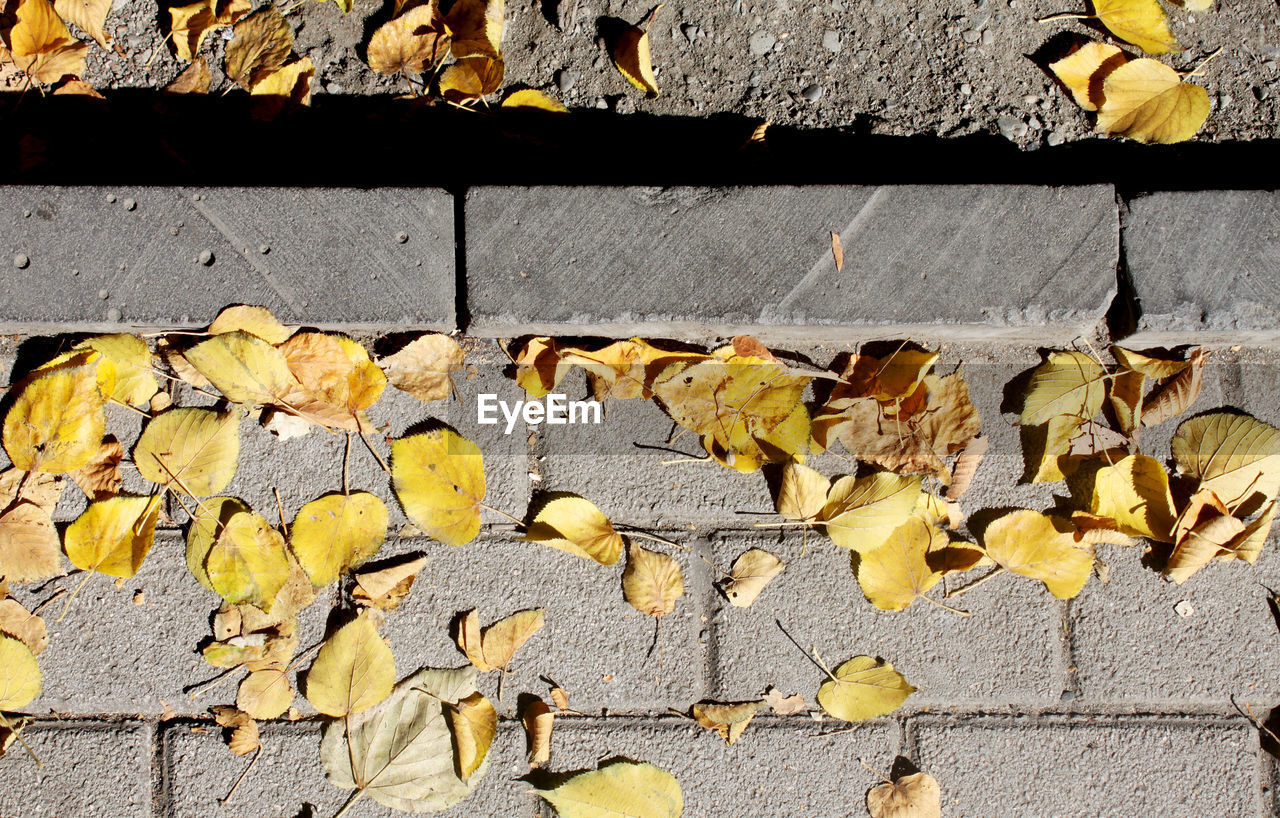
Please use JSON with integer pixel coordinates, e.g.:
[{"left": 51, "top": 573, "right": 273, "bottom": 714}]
[
  {"left": 708, "top": 529, "right": 1068, "bottom": 709},
  {"left": 912, "top": 714, "right": 1262, "bottom": 817},
  {"left": 1122, "top": 191, "right": 1280, "bottom": 346},
  {"left": 373, "top": 533, "right": 710, "bottom": 716},
  {"left": 545, "top": 717, "right": 893, "bottom": 817},
  {"left": 162, "top": 719, "right": 533, "bottom": 818},
  {"left": 0, "top": 187, "right": 454, "bottom": 333},
  {"left": 465, "top": 186, "right": 1118, "bottom": 342},
  {"left": 0, "top": 720, "right": 154, "bottom": 817}
]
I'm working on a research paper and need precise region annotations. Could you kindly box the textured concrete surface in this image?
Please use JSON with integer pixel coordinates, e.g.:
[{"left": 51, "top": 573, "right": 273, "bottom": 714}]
[
  {"left": 0, "top": 187, "right": 454, "bottom": 333},
  {"left": 0, "top": 721, "right": 154, "bottom": 817},
  {"left": 912, "top": 715, "right": 1264, "bottom": 817},
  {"left": 1123, "top": 191, "right": 1280, "bottom": 345},
  {"left": 465, "top": 185, "right": 1118, "bottom": 341}
]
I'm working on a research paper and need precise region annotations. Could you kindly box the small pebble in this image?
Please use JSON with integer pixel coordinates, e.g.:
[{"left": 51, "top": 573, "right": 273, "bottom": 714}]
[
  {"left": 749, "top": 31, "right": 777, "bottom": 56},
  {"left": 13, "top": 254, "right": 29, "bottom": 269},
  {"left": 981, "top": 29, "right": 994, "bottom": 46},
  {"left": 259, "top": 244, "right": 271, "bottom": 254},
  {"left": 106, "top": 193, "right": 117, "bottom": 203},
  {"left": 800, "top": 83, "right": 823, "bottom": 102},
  {"left": 1046, "top": 130, "right": 1066, "bottom": 146},
  {"left": 595, "top": 97, "right": 608, "bottom": 109},
  {"left": 555, "top": 69, "right": 578, "bottom": 93},
  {"left": 192, "top": 193, "right": 202, "bottom": 202},
  {"left": 1254, "top": 86, "right": 1270, "bottom": 101},
  {"left": 960, "top": 82, "right": 972, "bottom": 95},
  {"left": 822, "top": 30, "right": 841, "bottom": 53},
  {"left": 98, "top": 289, "right": 110, "bottom": 299},
  {"left": 198, "top": 250, "right": 214, "bottom": 265},
  {"left": 1174, "top": 600, "right": 1195, "bottom": 618},
  {"left": 681, "top": 23, "right": 698, "bottom": 43},
  {"left": 1059, "top": 690, "right": 1078, "bottom": 702},
  {"left": 962, "top": 29, "right": 980, "bottom": 43},
  {"left": 106, "top": 308, "right": 121, "bottom": 321},
  {"left": 23, "top": 210, "right": 31, "bottom": 218},
  {"left": 169, "top": 226, "right": 180, "bottom": 236},
  {"left": 123, "top": 198, "right": 136, "bottom": 211},
  {"left": 396, "top": 232, "right": 409, "bottom": 243},
  {"left": 749, "top": 70, "right": 762, "bottom": 87},
  {"left": 997, "top": 115, "right": 1028, "bottom": 139}
]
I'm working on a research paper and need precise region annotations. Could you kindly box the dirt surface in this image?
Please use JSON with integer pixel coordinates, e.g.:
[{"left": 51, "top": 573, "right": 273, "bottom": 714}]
[{"left": 77, "top": 0, "right": 1280, "bottom": 148}]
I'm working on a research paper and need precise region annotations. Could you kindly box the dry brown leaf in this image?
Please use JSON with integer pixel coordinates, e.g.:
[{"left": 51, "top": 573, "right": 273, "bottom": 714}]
[
  {"left": 867, "top": 771, "right": 941, "bottom": 818},
  {"left": 692, "top": 700, "right": 762, "bottom": 745},
  {"left": 722, "top": 548, "right": 784, "bottom": 607},
  {"left": 0, "top": 469, "right": 64, "bottom": 517},
  {"left": 455, "top": 608, "right": 545, "bottom": 672},
  {"left": 0, "top": 598, "right": 48, "bottom": 655},
  {"left": 945, "top": 435, "right": 987, "bottom": 500},
  {"left": 445, "top": 0, "right": 503, "bottom": 59},
  {"left": 9, "top": 0, "right": 88, "bottom": 84},
  {"left": 622, "top": 541, "right": 684, "bottom": 617},
  {"left": 439, "top": 55, "right": 504, "bottom": 102},
  {"left": 164, "top": 58, "right": 211, "bottom": 93},
  {"left": 223, "top": 5, "right": 291, "bottom": 90},
  {"left": 69, "top": 435, "right": 122, "bottom": 501},
  {"left": 730, "top": 335, "right": 775, "bottom": 363},
  {"left": 367, "top": 3, "right": 450, "bottom": 75},
  {"left": 379, "top": 334, "right": 464, "bottom": 402},
  {"left": 445, "top": 691, "right": 496, "bottom": 783},
  {"left": 549, "top": 685, "right": 569, "bottom": 711},
  {"left": 521, "top": 696, "right": 554, "bottom": 767},
  {"left": 830, "top": 231, "right": 844, "bottom": 271},
  {"left": 211, "top": 705, "right": 260, "bottom": 756},
  {"left": 0, "top": 503, "right": 62, "bottom": 583},
  {"left": 762, "top": 686, "right": 806, "bottom": 715},
  {"left": 352, "top": 554, "right": 427, "bottom": 611},
  {"left": 1141, "top": 347, "right": 1207, "bottom": 427},
  {"left": 169, "top": 0, "right": 250, "bottom": 62},
  {"left": 53, "top": 0, "right": 111, "bottom": 47}
]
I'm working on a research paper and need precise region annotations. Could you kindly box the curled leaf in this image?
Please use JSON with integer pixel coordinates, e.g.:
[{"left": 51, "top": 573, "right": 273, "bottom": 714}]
[
  {"left": 611, "top": 5, "right": 662, "bottom": 96},
  {"left": 522, "top": 494, "right": 623, "bottom": 565}
]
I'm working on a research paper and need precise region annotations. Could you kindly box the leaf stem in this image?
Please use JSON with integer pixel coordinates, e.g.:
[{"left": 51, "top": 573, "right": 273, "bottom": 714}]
[
  {"left": 184, "top": 665, "right": 242, "bottom": 699},
  {"left": 219, "top": 746, "right": 261, "bottom": 804},
  {"left": 342, "top": 432, "right": 352, "bottom": 497},
  {"left": 479, "top": 502, "right": 525, "bottom": 526},
  {"left": 618, "top": 528, "right": 687, "bottom": 550},
  {"left": 1184, "top": 45, "right": 1224, "bottom": 78},
  {"left": 0, "top": 712, "right": 40, "bottom": 768},
  {"left": 332, "top": 788, "right": 365, "bottom": 818},
  {"left": 56, "top": 570, "right": 95, "bottom": 623},
  {"left": 774, "top": 618, "right": 838, "bottom": 682},
  {"left": 359, "top": 433, "right": 392, "bottom": 476},
  {"left": 858, "top": 758, "right": 892, "bottom": 784},
  {"left": 1034, "top": 10, "right": 1093, "bottom": 21},
  {"left": 944, "top": 567, "right": 1005, "bottom": 599},
  {"left": 920, "top": 592, "right": 972, "bottom": 616}
]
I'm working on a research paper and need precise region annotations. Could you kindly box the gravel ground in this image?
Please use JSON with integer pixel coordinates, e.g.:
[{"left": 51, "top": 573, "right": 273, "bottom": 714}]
[{"left": 77, "top": 0, "right": 1280, "bottom": 148}]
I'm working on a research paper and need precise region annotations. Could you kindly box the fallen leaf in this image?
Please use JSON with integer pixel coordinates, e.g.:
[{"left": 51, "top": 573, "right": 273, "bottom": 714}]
[
  {"left": 1142, "top": 347, "right": 1208, "bottom": 427},
  {"left": 391, "top": 429, "right": 486, "bottom": 547},
  {"left": 353, "top": 553, "right": 428, "bottom": 610},
  {"left": 549, "top": 685, "right": 570, "bottom": 710},
  {"left": 185, "top": 496, "right": 248, "bottom": 590},
  {"left": 868, "top": 771, "right": 941, "bottom": 818},
  {"left": 622, "top": 541, "right": 684, "bottom": 617},
  {"left": 250, "top": 57, "right": 314, "bottom": 109},
  {"left": 522, "top": 493, "right": 623, "bottom": 565},
  {"left": 185, "top": 331, "right": 300, "bottom": 407},
  {"left": 1097, "top": 59, "right": 1208, "bottom": 144},
  {"left": 0, "top": 469, "right": 64, "bottom": 517},
  {"left": 0, "top": 598, "right": 48, "bottom": 655},
  {"left": 134, "top": 407, "right": 240, "bottom": 498},
  {"left": 762, "top": 686, "right": 806, "bottom": 715},
  {"left": 237, "top": 667, "right": 293, "bottom": 720},
  {"left": 223, "top": 5, "right": 292, "bottom": 90},
  {"left": 611, "top": 5, "right": 661, "bottom": 96},
  {"left": 945, "top": 435, "right": 987, "bottom": 500},
  {"left": 9, "top": 0, "right": 88, "bottom": 84},
  {"left": 445, "top": 0, "right": 503, "bottom": 59},
  {"left": 521, "top": 695, "right": 554, "bottom": 767},
  {"left": 205, "top": 508, "right": 291, "bottom": 610},
  {"left": 52, "top": 0, "right": 110, "bottom": 47},
  {"left": 1172, "top": 412, "right": 1280, "bottom": 509},
  {"left": 830, "top": 231, "right": 844, "bottom": 271},
  {"left": 445, "top": 691, "right": 496, "bottom": 782},
  {"left": 776, "top": 461, "right": 829, "bottom": 522},
  {"left": 535, "top": 759, "right": 682, "bottom": 818},
  {"left": 3, "top": 351, "right": 107, "bottom": 474},
  {"left": 164, "top": 59, "right": 211, "bottom": 93},
  {"left": 817, "top": 655, "right": 914, "bottom": 722},
  {"left": 1092, "top": 0, "right": 1178, "bottom": 54},
  {"left": 261, "top": 407, "right": 311, "bottom": 439},
  {"left": 64, "top": 495, "right": 161, "bottom": 578},
  {"left": 208, "top": 305, "right": 296, "bottom": 344},
  {"left": 305, "top": 611, "right": 395, "bottom": 717},
  {"left": 1091, "top": 454, "right": 1177, "bottom": 541},
  {"left": 68, "top": 435, "right": 123, "bottom": 500},
  {"left": 379, "top": 334, "right": 463, "bottom": 402},
  {"left": 854, "top": 518, "right": 944, "bottom": 611},
  {"left": 0, "top": 715, "right": 34, "bottom": 758},
  {"left": 693, "top": 700, "right": 762, "bottom": 745},
  {"left": 454, "top": 607, "right": 544, "bottom": 672},
  {"left": 439, "top": 55, "right": 504, "bottom": 102},
  {"left": 211, "top": 706, "right": 260, "bottom": 756},
  {"left": 1050, "top": 41, "right": 1126, "bottom": 111},
  {"left": 277, "top": 332, "right": 386, "bottom": 429},
  {"left": 1112, "top": 346, "right": 1191, "bottom": 379},
  {"left": 0, "top": 634, "right": 41, "bottom": 710},
  {"left": 168, "top": 0, "right": 250, "bottom": 62},
  {"left": 367, "top": 3, "right": 450, "bottom": 75},
  {"left": 513, "top": 337, "right": 571, "bottom": 398},
  {"left": 1021, "top": 350, "right": 1106, "bottom": 426},
  {"left": 1109, "top": 369, "right": 1144, "bottom": 434},
  {"left": 0, "top": 503, "right": 62, "bottom": 583},
  {"left": 1167, "top": 493, "right": 1244, "bottom": 584},
  {"left": 75, "top": 334, "right": 157, "bottom": 407},
  {"left": 289, "top": 492, "right": 388, "bottom": 587},
  {"left": 722, "top": 548, "right": 784, "bottom": 607},
  {"left": 981, "top": 509, "right": 1093, "bottom": 599},
  {"left": 501, "top": 88, "right": 568, "bottom": 111},
  {"left": 821, "top": 473, "right": 922, "bottom": 552}
]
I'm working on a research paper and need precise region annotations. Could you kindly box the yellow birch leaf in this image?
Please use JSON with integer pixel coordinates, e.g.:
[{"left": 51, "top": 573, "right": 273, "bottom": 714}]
[
  {"left": 502, "top": 89, "right": 568, "bottom": 112},
  {"left": 439, "top": 56, "right": 504, "bottom": 102},
  {"left": 1167, "top": 511, "right": 1243, "bottom": 584},
  {"left": 64, "top": 495, "right": 161, "bottom": 578},
  {"left": 817, "top": 656, "right": 914, "bottom": 722},
  {"left": 692, "top": 700, "right": 762, "bottom": 745},
  {"left": 3, "top": 352, "right": 107, "bottom": 474},
  {"left": 722, "top": 548, "right": 784, "bottom": 608},
  {"left": 513, "top": 337, "right": 569, "bottom": 398},
  {"left": 522, "top": 494, "right": 623, "bottom": 565},
  {"left": 379, "top": 334, "right": 464, "bottom": 402},
  {"left": 776, "top": 461, "right": 829, "bottom": 521},
  {"left": 623, "top": 542, "right": 683, "bottom": 617},
  {"left": 535, "top": 760, "right": 683, "bottom": 818},
  {"left": 872, "top": 349, "right": 939, "bottom": 402},
  {"left": 1097, "top": 59, "right": 1208, "bottom": 144},
  {"left": 304, "top": 611, "right": 395, "bottom": 717},
  {"left": 868, "top": 771, "right": 941, "bottom": 818},
  {"left": 1093, "top": 0, "right": 1178, "bottom": 54},
  {"left": 367, "top": 3, "right": 451, "bottom": 75},
  {"left": 821, "top": 473, "right": 922, "bottom": 553},
  {"left": 1113, "top": 346, "right": 1189, "bottom": 379},
  {"left": 169, "top": 0, "right": 250, "bottom": 62},
  {"left": 445, "top": 0, "right": 503, "bottom": 59},
  {"left": 611, "top": 5, "right": 661, "bottom": 96},
  {"left": 1142, "top": 347, "right": 1208, "bottom": 427},
  {"left": 53, "top": 0, "right": 111, "bottom": 47},
  {"left": 1091, "top": 454, "right": 1177, "bottom": 541},
  {"left": 186, "top": 496, "right": 249, "bottom": 590},
  {"left": 1049, "top": 41, "right": 1126, "bottom": 111},
  {"left": 1021, "top": 350, "right": 1106, "bottom": 426},
  {"left": 445, "top": 691, "right": 496, "bottom": 783},
  {"left": 223, "top": 5, "right": 292, "bottom": 90},
  {"left": 927, "top": 535, "right": 993, "bottom": 575},
  {"left": 250, "top": 57, "right": 314, "bottom": 106},
  {"left": 454, "top": 607, "right": 545, "bottom": 672},
  {"left": 134, "top": 407, "right": 240, "bottom": 497},
  {"left": 353, "top": 553, "right": 428, "bottom": 610},
  {"left": 209, "top": 305, "right": 296, "bottom": 344},
  {"left": 391, "top": 430, "right": 486, "bottom": 547},
  {"left": 1172, "top": 412, "right": 1280, "bottom": 509},
  {"left": 522, "top": 696, "right": 554, "bottom": 767},
  {"left": 206, "top": 509, "right": 290, "bottom": 610},
  {"left": 0, "top": 503, "right": 62, "bottom": 583},
  {"left": 289, "top": 492, "right": 388, "bottom": 587},
  {"left": 185, "top": 331, "right": 300, "bottom": 406},
  {"left": 981, "top": 510, "right": 1093, "bottom": 599},
  {"left": 854, "top": 518, "right": 943, "bottom": 611},
  {"left": 10, "top": 0, "right": 87, "bottom": 84},
  {"left": 0, "top": 635, "right": 41, "bottom": 710},
  {"left": 237, "top": 667, "right": 293, "bottom": 719},
  {"left": 74, "top": 334, "right": 158, "bottom": 407}
]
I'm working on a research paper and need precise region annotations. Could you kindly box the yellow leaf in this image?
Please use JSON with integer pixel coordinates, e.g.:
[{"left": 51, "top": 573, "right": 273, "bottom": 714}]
[
  {"left": 854, "top": 518, "right": 943, "bottom": 611},
  {"left": 0, "top": 503, "right": 62, "bottom": 583},
  {"left": 391, "top": 430, "right": 486, "bottom": 547},
  {"left": 445, "top": 0, "right": 504, "bottom": 59},
  {"left": 352, "top": 553, "right": 428, "bottom": 610},
  {"left": 304, "top": 610, "right": 395, "bottom": 716},
  {"left": 3, "top": 352, "right": 107, "bottom": 473},
  {"left": 289, "top": 492, "right": 388, "bottom": 586},
  {"left": 1224, "top": 501, "right": 1277, "bottom": 565},
  {"left": 946, "top": 435, "right": 987, "bottom": 501},
  {"left": 1021, "top": 350, "right": 1106, "bottom": 426},
  {"left": 237, "top": 667, "right": 293, "bottom": 719},
  {"left": 776, "top": 462, "right": 829, "bottom": 522},
  {"left": 1172, "top": 412, "right": 1280, "bottom": 509},
  {"left": 223, "top": 4, "right": 292, "bottom": 90},
  {"left": 169, "top": 0, "right": 250, "bottom": 62},
  {"left": 367, "top": 3, "right": 450, "bottom": 75},
  {"left": 1049, "top": 41, "right": 1126, "bottom": 111},
  {"left": 522, "top": 696, "right": 554, "bottom": 767},
  {"left": 692, "top": 700, "right": 762, "bottom": 745},
  {"left": 439, "top": 56, "right": 504, "bottom": 102},
  {"left": 1093, "top": 0, "right": 1178, "bottom": 54},
  {"left": 379, "top": 334, "right": 464, "bottom": 402},
  {"left": 164, "top": 58, "right": 211, "bottom": 93},
  {"left": 513, "top": 337, "right": 570, "bottom": 398},
  {"left": 652, "top": 355, "right": 808, "bottom": 442},
  {"left": 821, "top": 473, "right": 922, "bottom": 552},
  {"left": 817, "top": 656, "right": 914, "bottom": 721},
  {"left": 1026, "top": 413, "right": 1087, "bottom": 483},
  {"left": 1167, "top": 503, "right": 1243, "bottom": 584},
  {"left": 185, "top": 331, "right": 300, "bottom": 406},
  {"left": 0, "top": 635, "right": 41, "bottom": 710},
  {"left": 1112, "top": 345, "right": 1190, "bottom": 380},
  {"left": 1109, "top": 368, "right": 1145, "bottom": 434},
  {"left": 208, "top": 305, "right": 295, "bottom": 344},
  {"left": 611, "top": 5, "right": 661, "bottom": 96},
  {"left": 1091, "top": 454, "right": 1177, "bottom": 541},
  {"left": 64, "top": 495, "right": 161, "bottom": 578},
  {"left": 872, "top": 349, "right": 939, "bottom": 402},
  {"left": 622, "top": 542, "right": 683, "bottom": 617},
  {"left": 68, "top": 435, "right": 122, "bottom": 501},
  {"left": 205, "top": 509, "right": 291, "bottom": 610},
  {"left": 277, "top": 332, "right": 386, "bottom": 430},
  {"left": 1142, "top": 347, "right": 1208, "bottom": 427},
  {"left": 868, "top": 771, "right": 941, "bottom": 818},
  {"left": 535, "top": 759, "right": 683, "bottom": 818},
  {"left": 135, "top": 407, "right": 240, "bottom": 497},
  {"left": 250, "top": 57, "right": 314, "bottom": 107},
  {"left": 1097, "top": 59, "right": 1208, "bottom": 144},
  {"left": 445, "top": 691, "right": 496, "bottom": 783},
  {"left": 502, "top": 88, "right": 568, "bottom": 112},
  {"left": 211, "top": 706, "right": 260, "bottom": 756},
  {"left": 722, "top": 548, "right": 784, "bottom": 608},
  {"left": 53, "top": 0, "right": 111, "bottom": 47},
  {"left": 10, "top": 0, "right": 87, "bottom": 84},
  {"left": 926, "top": 535, "right": 993, "bottom": 575},
  {"left": 455, "top": 607, "right": 545, "bottom": 672},
  {"left": 981, "top": 510, "right": 1093, "bottom": 599},
  {"left": 522, "top": 494, "right": 623, "bottom": 565},
  {"left": 186, "top": 496, "right": 249, "bottom": 590},
  {"left": 75, "top": 334, "right": 158, "bottom": 407}
]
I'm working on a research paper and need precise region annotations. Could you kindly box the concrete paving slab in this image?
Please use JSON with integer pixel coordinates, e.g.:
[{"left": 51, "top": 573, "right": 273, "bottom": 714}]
[
  {"left": 547, "top": 717, "right": 894, "bottom": 817},
  {"left": 0, "top": 187, "right": 455, "bottom": 333},
  {"left": 1122, "top": 191, "right": 1280, "bottom": 346},
  {"left": 465, "top": 185, "right": 1118, "bottom": 342},
  {"left": 0, "top": 721, "right": 154, "bottom": 817},
  {"left": 707, "top": 529, "right": 1068, "bottom": 709},
  {"left": 911, "top": 714, "right": 1263, "bottom": 817},
  {"left": 162, "top": 720, "right": 533, "bottom": 818}
]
